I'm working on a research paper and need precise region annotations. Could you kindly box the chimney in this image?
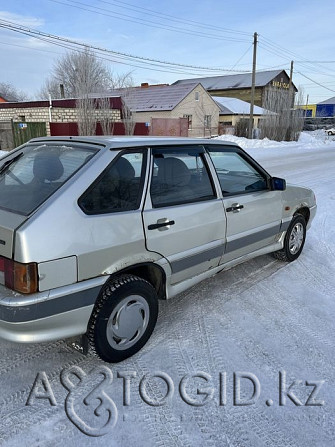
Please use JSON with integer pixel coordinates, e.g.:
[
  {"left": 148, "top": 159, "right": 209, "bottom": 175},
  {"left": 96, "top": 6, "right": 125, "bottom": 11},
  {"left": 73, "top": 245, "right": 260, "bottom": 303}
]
[{"left": 141, "top": 83, "right": 149, "bottom": 88}]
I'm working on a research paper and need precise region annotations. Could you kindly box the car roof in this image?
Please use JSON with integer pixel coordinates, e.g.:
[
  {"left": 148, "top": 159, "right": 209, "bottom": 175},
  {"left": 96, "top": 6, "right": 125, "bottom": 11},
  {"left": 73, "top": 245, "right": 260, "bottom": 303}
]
[{"left": 28, "top": 136, "right": 240, "bottom": 150}]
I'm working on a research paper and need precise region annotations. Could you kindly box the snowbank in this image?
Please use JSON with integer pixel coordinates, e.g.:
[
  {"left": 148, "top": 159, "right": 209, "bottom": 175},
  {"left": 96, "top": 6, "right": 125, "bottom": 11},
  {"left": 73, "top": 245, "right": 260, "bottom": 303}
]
[{"left": 214, "top": 130, "right": 335, "bottom": 151}]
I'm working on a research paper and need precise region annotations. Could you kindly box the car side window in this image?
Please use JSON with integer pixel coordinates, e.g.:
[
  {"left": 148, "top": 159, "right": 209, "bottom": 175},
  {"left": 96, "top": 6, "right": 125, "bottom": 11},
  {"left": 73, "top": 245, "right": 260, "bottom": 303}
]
[
  {"left": 150, "top": 147, "right": 216, "bottom": 208},
  {"left": 207, "top": 148, "right": 268, "bottom": 195},
  {"left": 79, "top": 151, "right": 145, "bottom": 214}
]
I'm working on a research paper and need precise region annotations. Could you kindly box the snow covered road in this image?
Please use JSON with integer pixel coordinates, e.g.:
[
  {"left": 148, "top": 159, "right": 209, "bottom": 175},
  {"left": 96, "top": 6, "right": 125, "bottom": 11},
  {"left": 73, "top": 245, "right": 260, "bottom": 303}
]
[{"left": 0, "top": 133, "right": 334, "bottom": 446}]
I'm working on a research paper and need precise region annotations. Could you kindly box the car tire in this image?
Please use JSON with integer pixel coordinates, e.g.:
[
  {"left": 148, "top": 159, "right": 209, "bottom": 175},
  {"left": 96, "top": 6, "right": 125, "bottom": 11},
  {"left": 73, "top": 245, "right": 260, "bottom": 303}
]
[
  {"left": 87, "top": 274, "right": 158, "bottom": 363},
  {"left": 273, "top": 215, "right": 306, "bottom": 262},
  {"left": 328, "top": 131, "right": 332, "bottom": 136}
]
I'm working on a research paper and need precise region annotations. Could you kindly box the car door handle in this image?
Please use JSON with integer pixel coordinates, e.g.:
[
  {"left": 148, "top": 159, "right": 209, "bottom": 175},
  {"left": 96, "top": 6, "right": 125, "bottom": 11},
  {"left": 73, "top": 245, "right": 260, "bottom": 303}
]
[
  {"left": 148, "top": 218, "right": 175, "bottom": 231},
  {"left": 226, "top": 203, "right": 244, "bottom": 213}
]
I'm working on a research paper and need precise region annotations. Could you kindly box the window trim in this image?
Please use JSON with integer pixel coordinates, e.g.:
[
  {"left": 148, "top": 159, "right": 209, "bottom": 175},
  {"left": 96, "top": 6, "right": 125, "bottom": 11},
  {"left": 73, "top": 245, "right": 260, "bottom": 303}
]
[
  {"left": 0, "top": 142, "right": 99, "bottom": 216},
  {"left": 205, "top": 144, "right": 272, "bottom": 197},
  {"left": 78, "top": 149, "right": 147, "bottom": 215},
  {"left": 149, "top": 145, "right": 217, "bottom": 209}
]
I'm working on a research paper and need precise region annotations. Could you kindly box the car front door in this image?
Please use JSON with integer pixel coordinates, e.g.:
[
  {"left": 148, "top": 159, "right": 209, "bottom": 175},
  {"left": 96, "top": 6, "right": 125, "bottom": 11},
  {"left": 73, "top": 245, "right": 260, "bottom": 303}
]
[
  {"left": 142, "top": 145, "right": 227, "bottom": 285},
  {"left": 206, "top": 145, "right": 283, "bottom": 263}
]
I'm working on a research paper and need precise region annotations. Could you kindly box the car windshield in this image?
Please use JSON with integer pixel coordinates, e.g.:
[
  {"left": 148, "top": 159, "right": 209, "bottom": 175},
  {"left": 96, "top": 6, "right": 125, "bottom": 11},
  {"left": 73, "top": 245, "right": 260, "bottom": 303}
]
[{"left": 0, "top": 142, "right": 98, "bottom": 215}]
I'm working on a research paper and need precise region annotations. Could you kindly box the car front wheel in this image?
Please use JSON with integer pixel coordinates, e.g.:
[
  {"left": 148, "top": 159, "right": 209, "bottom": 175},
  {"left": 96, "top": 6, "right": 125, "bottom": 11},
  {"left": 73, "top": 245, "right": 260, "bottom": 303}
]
[
  {"left": 273, "top": 215, "right": 306, "bottom": 262},
  {"left": 87, "top": 274, "right": 158, "bottom": 363}
]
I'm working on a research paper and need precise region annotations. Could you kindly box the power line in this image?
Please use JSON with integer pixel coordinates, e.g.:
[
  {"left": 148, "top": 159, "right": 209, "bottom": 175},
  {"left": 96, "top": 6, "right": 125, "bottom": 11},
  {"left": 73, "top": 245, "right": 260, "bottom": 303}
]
[
  {"left": 259, "top": 34, "right": 335, "bottom": 76},
  {"left": 258, "top": 42, "right": 335, "bottom": 79},
  {"left": 0, "top": 39, "right": 63, "bottom": 55},
  {"left": 295, "top": 61, "right": 335, "bottom": 64},
  {"left": 48, "top": 0, "right": 250, "bottom": 43},
  {"left": 230, "top": 44, "right": 253, "bottom": 71},
  {"left": 95, "top": 0, "right": 250, "bottom": 36},
  {"left": 1, "top": 33, "right": 226, "bottom": 76},
  {"left": 300, "top": 80, "right": 335, "bottom": 87},
  {"left": 3, "top": 12, "right": 332, "bottom": 98},
  {"left": 0, "top": 19, "right": 251, "bottom": 75},
  {"left": 295, "top": 71, "right": 335, "bottom": 93}
]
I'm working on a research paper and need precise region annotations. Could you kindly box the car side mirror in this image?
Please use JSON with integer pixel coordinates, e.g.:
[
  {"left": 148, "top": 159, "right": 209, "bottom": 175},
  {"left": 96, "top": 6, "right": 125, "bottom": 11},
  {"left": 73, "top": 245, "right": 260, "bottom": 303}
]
[{"left": 271, "top": 177, "right": 286, "bottom": 191}]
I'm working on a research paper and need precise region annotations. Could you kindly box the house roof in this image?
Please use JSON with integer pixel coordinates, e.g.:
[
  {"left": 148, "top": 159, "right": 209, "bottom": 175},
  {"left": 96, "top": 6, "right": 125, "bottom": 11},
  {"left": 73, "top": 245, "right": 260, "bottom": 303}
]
[
  {"left": 102, "top": 83, "right": 200, "bottom": 112},
  {"left": 173, "top": 70, "right": 296, "bottom": 91},
  {"left": 0, "top": 93, "right": 18, "bottom": 102},
  {"left": 213, "top": 96, "right": 269, "bottom": 115},
  {"left": 317, "top": 96, "right": 335, "bottom": 105}
]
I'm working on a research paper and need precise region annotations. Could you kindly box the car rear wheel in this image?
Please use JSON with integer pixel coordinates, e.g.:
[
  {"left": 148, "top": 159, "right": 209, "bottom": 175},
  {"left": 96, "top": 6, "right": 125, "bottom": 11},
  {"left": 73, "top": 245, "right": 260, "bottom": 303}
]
[
  {"left": 87, "top": 274, "right": 158, "bottom": 363},
  {"left": 273, "top": 215, "right": 306, "bottom": 262}
]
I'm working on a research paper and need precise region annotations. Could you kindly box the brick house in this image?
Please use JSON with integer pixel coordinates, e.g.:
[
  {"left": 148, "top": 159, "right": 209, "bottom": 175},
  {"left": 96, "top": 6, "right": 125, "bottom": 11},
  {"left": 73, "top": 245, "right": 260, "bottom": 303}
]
[
  {"left": 105, "top": 83, "right": 220, "bottom": 138},
  {"left": 213, "top": 96, "right": 270, "bottom": 135},
  {"left": 173, "top": 70, "right": 298, "bottom": 110},
  {"left": 0, "top": 97, "right": 123, "bottom": 136}
]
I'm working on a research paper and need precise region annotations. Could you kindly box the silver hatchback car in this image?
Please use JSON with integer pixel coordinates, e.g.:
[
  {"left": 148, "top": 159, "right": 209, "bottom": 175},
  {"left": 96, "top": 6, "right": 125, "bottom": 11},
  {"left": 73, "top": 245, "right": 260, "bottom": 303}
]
[{"left": 0, "top": 137, "right": 316, "bottom": 362}]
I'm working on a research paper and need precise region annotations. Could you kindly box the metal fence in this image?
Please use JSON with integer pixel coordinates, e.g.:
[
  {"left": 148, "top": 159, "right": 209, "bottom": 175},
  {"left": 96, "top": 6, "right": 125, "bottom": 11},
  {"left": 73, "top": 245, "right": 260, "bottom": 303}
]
[{"left": 12, "top": 122, "right": 47, "bottom": 147}]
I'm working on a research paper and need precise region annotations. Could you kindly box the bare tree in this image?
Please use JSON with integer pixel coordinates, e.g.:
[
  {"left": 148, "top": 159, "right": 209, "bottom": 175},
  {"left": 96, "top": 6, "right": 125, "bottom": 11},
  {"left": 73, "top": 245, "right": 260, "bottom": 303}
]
[
  {"left": 76, "top": 96, "right": 96, "bottom": 136},
  {"left": 286, "top": 88, "right": 305, "bottom": 141},
  {"left": 37, "top": 79, "right": 64, "bottom": 100},
  {"left": 120, "top": 88, "right": 137, "bottom": 136},
  {"left": 97, "top": 97, "right": 115, "bottom": 135},
  {"left": 259, "top": 86, "right": 304, "bottom": 142},
  {"left": 110, "top": 72, "right": 134, "bottom": 90},
  {"left": 37, "top": 49, "right": 134, "bottom": 135},
  {"left": 0, "top": 82, "right": 29, "bottom": 101},
  {"left": 235, "top": 117, "right": 249, "bottom": 138},
  {"left": 38, "top": 49, "right": 134, "bottom": 99},
  {"left": 122, "top": 103, "right": 136, "bottom": 136},
  {"left": 49, "top": 48, "right": 111, "bottom": 98},
  {"left": 193, "top": 96, "right": 218, "bottom": 137}
]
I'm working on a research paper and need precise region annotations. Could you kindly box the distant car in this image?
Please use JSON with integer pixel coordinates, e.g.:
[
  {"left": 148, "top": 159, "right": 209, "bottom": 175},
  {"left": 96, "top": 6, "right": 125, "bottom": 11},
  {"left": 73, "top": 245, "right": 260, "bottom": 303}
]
[
  {"left": 325, "top": 128, "right": 335, "bottom": 135},
  {"left": 0, "top": 137, "right": 317, "bottom": 362}
]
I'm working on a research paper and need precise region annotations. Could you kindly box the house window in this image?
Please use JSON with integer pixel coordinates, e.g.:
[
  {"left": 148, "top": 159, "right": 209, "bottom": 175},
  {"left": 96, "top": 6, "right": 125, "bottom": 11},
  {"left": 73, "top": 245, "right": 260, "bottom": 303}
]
[
  {"left": 19, "top": 115, "right": 26, "bottom": 122},
  {"left": 183, "top": 114, "right": 192, "bottom": 129},
  {"left": 204, "top": 115, "right": 211, "bottom": 129},
  {"left": 195, "top": 91, "right": 199, "bottom": 101}
]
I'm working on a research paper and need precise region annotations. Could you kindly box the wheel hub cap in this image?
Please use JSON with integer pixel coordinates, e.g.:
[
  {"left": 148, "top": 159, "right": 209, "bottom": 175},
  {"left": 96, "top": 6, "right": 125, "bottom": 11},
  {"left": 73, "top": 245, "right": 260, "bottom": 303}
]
[
  {"left": 106, "top": 295, "right": 149, "bottom": 350},
  {"left": 289, "top": 222, "right": 304, "bottom": 255}
]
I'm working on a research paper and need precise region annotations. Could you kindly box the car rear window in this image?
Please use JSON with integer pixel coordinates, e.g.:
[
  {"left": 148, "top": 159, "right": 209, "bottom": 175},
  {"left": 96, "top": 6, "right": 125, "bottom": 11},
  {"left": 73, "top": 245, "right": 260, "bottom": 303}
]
[{"left": 0, "top": 142, "right": 98, "bottom": 215}]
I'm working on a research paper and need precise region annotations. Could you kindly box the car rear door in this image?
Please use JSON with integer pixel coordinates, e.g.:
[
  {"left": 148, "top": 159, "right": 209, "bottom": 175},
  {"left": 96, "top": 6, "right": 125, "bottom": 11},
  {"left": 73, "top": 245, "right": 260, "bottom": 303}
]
[
  {"left": 142, "top": 145, "right": 226, "bottom": 285},
  {"left": 206, "top": 145, "right": 283, "bottom": 263}
]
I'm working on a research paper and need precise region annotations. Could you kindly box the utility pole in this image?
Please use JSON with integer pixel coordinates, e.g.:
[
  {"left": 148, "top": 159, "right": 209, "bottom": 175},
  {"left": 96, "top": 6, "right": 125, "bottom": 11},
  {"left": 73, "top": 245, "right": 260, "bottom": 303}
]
[
  {"left": 305, "top": 94, "right": 309, "bottom": 118},
  {"left": 248, "top": 32, "right": 258, "bottom": 139},
  {"left": 288, "top": 60, "right": 294, "bottom": 89},
  {"left": 288, "top": 60, "right": 295, "bottom": 109}
]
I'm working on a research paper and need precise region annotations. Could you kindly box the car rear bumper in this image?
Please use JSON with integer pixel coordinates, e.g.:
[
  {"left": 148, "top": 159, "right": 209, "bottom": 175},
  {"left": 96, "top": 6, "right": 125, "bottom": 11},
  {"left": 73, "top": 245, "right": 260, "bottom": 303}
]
[{"left": 0, "top": 276, "right": 107, "bottom": 343}]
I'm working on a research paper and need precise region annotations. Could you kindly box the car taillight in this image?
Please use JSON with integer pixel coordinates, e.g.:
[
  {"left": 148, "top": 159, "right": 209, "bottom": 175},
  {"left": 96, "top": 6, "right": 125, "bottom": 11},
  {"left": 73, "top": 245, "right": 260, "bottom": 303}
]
[{"left": 0, "top": 257, "right": 38, "bottom": 294}]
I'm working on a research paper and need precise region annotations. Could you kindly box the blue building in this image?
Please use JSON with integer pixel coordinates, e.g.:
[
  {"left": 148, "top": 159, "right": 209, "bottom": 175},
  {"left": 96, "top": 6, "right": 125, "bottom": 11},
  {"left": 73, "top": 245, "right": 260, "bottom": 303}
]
[{"left": 316, "top": 97, "right": 335, "bottom": 117}]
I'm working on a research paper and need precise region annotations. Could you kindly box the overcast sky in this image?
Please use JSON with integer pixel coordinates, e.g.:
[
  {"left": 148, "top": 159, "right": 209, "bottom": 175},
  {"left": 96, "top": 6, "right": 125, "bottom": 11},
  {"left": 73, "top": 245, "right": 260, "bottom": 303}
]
[{"left": 0, "top": 0, "right": 334, "bottom": 103}]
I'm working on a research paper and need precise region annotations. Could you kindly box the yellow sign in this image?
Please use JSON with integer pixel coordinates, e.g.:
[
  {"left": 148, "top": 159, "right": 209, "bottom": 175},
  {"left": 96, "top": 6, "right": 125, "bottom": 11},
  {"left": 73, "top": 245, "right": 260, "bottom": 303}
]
[{"left": 272, "top": 80, "right": 290, "bottom": 89}]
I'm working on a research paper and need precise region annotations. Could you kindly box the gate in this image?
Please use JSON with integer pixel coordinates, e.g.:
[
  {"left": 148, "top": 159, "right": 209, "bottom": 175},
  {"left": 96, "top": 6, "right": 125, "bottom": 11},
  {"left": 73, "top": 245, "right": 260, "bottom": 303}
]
[
  {"left": 12, "top": 122, "right": 47, "bottom": 147},
  {"left": 151, "top": 118, "right": 188, "bottom": 137},
  {"left": 0, "top": 121, "right": 14, "bottom": 151}
]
